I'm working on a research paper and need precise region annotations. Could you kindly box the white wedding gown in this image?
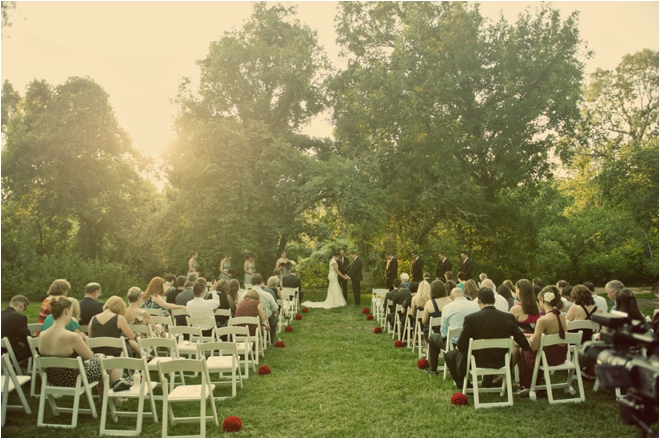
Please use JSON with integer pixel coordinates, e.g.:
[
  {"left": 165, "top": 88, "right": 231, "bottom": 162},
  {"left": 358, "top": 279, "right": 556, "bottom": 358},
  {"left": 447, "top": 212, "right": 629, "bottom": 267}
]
[{"left": 301, "top": 258, "right": 347, "bottom": 309}]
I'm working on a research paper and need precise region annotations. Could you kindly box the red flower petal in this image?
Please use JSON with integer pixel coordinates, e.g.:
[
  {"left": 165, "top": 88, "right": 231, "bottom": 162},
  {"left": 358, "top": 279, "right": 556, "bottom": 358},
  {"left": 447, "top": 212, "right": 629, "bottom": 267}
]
[
  {"left": 450, "top": 392, "right": 468, "bottom": 406},
  {"left": 258, "top": 365, "right": 271, "bottom": 375},
  {"left": 417, "top": 358, "right": 429, "bottom": 369},
  {"left": 366, "top": 314, "right": 374, "bottom": 321},
  {"left": 285, "top": 325, "right": 294, "bottom": 332},
  {"left": 295, "top": 314, "right": 302, "bottom": 320},
  {"left": 361, "top": 307, "right": 370, "bottom": 314},
  {"left": 302, "top": 308, "right": 309, "bottom": 313},
  {"left": 394, "top": 340, "right": 405, "bottom": 347},
  {"left": 222, "top": 416, "right": 243, "bottom": 432},
  {"left": 275, "top": 340, "right": 285, "bottom": 348},
  {"left": 374, "top": 327, "right": 383, "bottom": 334}
]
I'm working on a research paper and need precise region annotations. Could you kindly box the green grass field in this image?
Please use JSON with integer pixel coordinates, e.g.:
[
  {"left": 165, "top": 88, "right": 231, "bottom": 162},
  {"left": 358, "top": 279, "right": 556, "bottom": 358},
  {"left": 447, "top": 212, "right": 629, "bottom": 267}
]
[{"left": 1, "top": 290, "right": 653, "bottom": 437}]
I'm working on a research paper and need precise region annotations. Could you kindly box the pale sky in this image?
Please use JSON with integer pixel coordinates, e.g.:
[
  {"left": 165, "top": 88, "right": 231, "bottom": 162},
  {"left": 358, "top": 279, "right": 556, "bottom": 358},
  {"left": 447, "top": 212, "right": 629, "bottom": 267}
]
[{"left": 2, "top": 1, "right": 658, "bottom": 160}]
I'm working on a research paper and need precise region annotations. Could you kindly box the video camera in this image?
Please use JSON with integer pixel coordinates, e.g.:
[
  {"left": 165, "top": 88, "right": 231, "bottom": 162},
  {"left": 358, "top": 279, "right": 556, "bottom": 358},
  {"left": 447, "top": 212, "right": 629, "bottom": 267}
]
[{"left": 579, "top": 313, "right": 658, "bottom": 437}]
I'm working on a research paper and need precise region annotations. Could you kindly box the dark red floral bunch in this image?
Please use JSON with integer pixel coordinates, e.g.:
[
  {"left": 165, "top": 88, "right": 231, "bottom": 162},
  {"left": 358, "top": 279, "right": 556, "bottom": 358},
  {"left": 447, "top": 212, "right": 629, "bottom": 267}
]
[
  {"left": 394, "top": 340, "right": 405, "bottom": 348},
  {"left": 295, "top": 314, "right": 302, "bottom": 320},
  {"left": 361, "top": 307, "right": 370, "bottom": 314},
  {"left": 258, "top": 365, "right": 271, "bottom": 375},
  {"left": 222, "top": 416, "right": 243, "bottom": 432},
  {"left": 279, "top": 262, "right": 287, "bottom": 268},
  {"left": 228, "top": 269, "right": 235, "bottom": 275},
  {"left": 302, "top": 308, "right": 309, "bottom": 313},
  {"left": 417, "top": 358, "right": 430, "bottom": 369},
  {"left": 285, "top": 325, "right": 293, "bottom": 332},
  {"left": 366, "top": 314, "right": 374, "bottom": 321},
  {"left": 451, "top": 392, "right": 468, "bottom": 406},
  {"left": 374, "top": 327, "right": 383, "bottom": 334},
  {"left": 275, "top": 340, "right": 285, "bottom": 348}
]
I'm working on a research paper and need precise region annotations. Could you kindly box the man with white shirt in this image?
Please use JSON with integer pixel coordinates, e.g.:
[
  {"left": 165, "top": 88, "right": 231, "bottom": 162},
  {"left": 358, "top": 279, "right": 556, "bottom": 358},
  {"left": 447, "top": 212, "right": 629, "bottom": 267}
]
[
  {"left": 251, "top": 273, "right": 279, "bottom": 344},
  {"left": 425, "top": 287, "right": 480, "bottom": 375},
  {"left": 479, "top": 279, "right": 508, "bottom": 312},
  {"left": 584, "top": 281, "right": 608, "bottom": 314},
  {"left": 187, "top": 282, "right": 219, "bottom": 336}
]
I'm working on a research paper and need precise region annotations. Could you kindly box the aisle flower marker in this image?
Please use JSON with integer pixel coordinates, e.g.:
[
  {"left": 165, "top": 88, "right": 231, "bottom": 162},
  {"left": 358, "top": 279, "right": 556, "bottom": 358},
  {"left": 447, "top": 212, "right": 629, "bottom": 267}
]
[
  {"left": 258, "top": 365, "right": 271, "bottom": 375},
  {"left": 394, "top": 340, "right": 405, "bottom": 348},
  {"left": 275, "top": 340, "right": 285, "bottom": 348},
  {"left": 361, "top": 307, "right": 370, "bottom": 314},
  {"left": 222, "top": 416, "right": 243, "bottom": 432},
  {"left": 451, "top": 393, "right": 468, "bottom": 406},
  {"left": 285, "top": 325, "right": 293, "bottom": 332},
  {"left": 417, "top": 358, "right": 429, "bottom": 369},
  {"left": 302, "top": 307, "right": 309, "bottom": 313},
  {"left": 295, "top": 313, "right": 302, "bottom": 320},
  {"left": 366, "top": 314, "right": 374, "bottom": 321},
  {"left": 374, "top": 327, "right": 382, "bottom": 334}
]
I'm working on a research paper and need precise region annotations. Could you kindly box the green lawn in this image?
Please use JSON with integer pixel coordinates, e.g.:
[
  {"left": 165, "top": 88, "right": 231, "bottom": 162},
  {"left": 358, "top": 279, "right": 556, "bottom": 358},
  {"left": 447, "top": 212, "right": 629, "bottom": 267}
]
[{"left": 0, "top": 290, "right": 649, "bottom": 437}]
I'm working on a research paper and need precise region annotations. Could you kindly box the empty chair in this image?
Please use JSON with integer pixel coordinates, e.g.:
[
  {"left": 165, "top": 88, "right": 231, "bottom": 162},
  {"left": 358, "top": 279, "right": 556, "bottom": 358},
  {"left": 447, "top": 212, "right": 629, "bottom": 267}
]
[
  {"left": 137, "top": 337, "right": 184, "bottom": 395},
  {"left": 2, "top": 353, "right": 32, "bottom": 426},
  {"left": 443, "top": 326, "right": 463, "bottom": 380},
  {"left": 197, "top": 341, "right": 243, "bottom": 399},
  {"left": 215, "top": 326, "right": 256, "bottom": 377},
  {"left": 229, "top": 317, "right": 263, "bottom": 360}
]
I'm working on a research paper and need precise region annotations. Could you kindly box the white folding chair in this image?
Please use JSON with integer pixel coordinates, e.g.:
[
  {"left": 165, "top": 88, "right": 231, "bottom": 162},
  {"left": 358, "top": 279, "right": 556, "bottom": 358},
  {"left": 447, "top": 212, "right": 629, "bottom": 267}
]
[
  {"left": 1, "top": 337, "right": 24, "bottom": 376},
  {"left": 276, "top": 300, "right": 285, "bottom": 333},
  {"left": 137, "top": 337, "right": 184, "bottom": 395},
  {"left": 443, "top": 327, "right": 463, "bottom": 380},
  {"left": 78, "top": 324, "right": 89, "bottom": 335},
  {"left": 280, "top": 289, "right": 296, "bottom": 322},
  {"left": 229, "top": 317, "right": 263, "bottom": 359},
  {"left": 168, "top": 326, "right": 203, "bottom": 377},
  {"left": 185, "top": 317, "right": 216, "bottom": 343},
  {"left": 462, "top": 336, "right": 514, "bottom": 409},
  {"left": 2, "top": 353, "right": 31, "bottom": 426},
  {"left": 86, "top": 336, "right": 130, "bottom": 358},
  {"left": 99, "top": 356, "right": 158, "bottom": 436},
  {"left": 215, "top": 326, "right": 256, "bottom": 377},
  {"left": 529, "top": 332, "right": 586, "bottom": 404},
  {"left": 281, "top": 287, "right": 299, "bottom": 313},
  {"left": 36, "top": 355, "right": 99, "bottom": 428},
  {"left": 381, "top": 299, "right": 393, "bottom": 328},
  {"left": 144, "top": 308, "right": 167, "bottom": 317},
  {"left": 566, "top": 320, "right": 600, "bottom": 341},
  {"left": 26, "top": 336, "right": 42, "bottom": 397},
  {"left": 392, "top": 304, "right": 403, "bottom": 340},
  {"left": 157, "top": 358, "right": 218, "bottom": 438},
  {"left": 371, "top": 288, "right": 388, "bottom": 323},
  {"left": 152, "top": 314, "right": 174, "bottom": 330},
  {"left": 170, "top": 308, "right": 189, "bottom": 325},
  {"left": 129, "top": 324, "right": 154, "bottom": 339},
  {"left": 197, "top": 341, "right": 243, "bottom": 399},
  {"left": 27, "top": 323, "right": 43, "bottom": 337}
]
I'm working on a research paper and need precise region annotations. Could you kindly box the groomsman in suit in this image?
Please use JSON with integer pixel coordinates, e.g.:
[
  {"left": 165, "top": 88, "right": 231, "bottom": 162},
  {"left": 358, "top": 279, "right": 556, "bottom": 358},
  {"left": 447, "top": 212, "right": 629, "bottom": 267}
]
[
  {"left": 337, "top": 249, "right": 351, "bottom": 302},
  {"left": 385, "top": 252, "right": 398, "bottom": 291},
  {"left": 459, "top": 250, "right": 474, "bottom": 280},
  {"left": 436, "top": 252, "right": 452, "bottom": 280},
  {"left": 347, "top": 251, "right": 363, "bottom": 306},
  {"left": 410, "top": 251, "right": 424, "bottom": 282}
]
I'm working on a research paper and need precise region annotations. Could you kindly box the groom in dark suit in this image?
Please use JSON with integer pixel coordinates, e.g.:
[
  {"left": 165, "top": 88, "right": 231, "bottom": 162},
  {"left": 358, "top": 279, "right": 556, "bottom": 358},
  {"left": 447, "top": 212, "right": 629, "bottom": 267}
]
[
  {"left": 385, "top": 252, "right": 398, "bottom": 291},
  {"left": 347, "top": 251, "right": 363, "bottom": 306},
  {"left": 410, "top": 251, "right": 424, "bottom": 282},
  {"left": 337, "top": 249, "right": 350, "bottom": 302}
]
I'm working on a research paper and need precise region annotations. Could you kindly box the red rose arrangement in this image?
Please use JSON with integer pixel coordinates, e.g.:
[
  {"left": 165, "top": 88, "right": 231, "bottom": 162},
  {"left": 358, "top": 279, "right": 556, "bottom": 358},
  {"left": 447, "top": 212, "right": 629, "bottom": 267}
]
[
  {"left": 374, "top": 327, "right": 383, "bottom": 334},
  {"left": 302, "top": 308, "right": 309, "bottom": 313},
  {"left": 361, "top": 307, "right": 370, "bottom": 314},
  {"left": 275, "top": 340, "right": 285, "bottom": 348},
  {"left": 222, "top": 416, "right": 243, "bottom": 432},
  {"left": 451, "top": 392, "right": 468, "bottom": 406},
  {"left": 258, "top": 365, "right": 271, "bottom": 375},
  {"left": 417, "top": 358, "right": 430, "bottom": 369},
  {"left": 295, "top": 313, "right": 302, "bottom": 320},
  {"left": 227, "top": 269, "right": 235, "bottom": 275},
  {"left": 394, "top": 340, "right": 405, "bottom": 348},
  {"left": 366, "top": 314, "right": 374, "bottom": 321},
  {"left": 279, "top": 262, "right": 287, "bottom": 268},
  {"left": 285, "top": 325, "right": 293, "bottom": 332}
]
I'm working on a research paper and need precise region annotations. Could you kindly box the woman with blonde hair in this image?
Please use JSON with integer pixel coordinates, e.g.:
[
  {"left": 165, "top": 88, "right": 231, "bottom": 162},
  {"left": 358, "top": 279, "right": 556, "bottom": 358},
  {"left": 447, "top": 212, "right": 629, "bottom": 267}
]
[
  {"left": 125, "top": 287, "right": 166, "bottom": 338},
  {"left": 409, "top": 279, "right": 431, "bottom": 317},
  {"left": 464, "top": 279, "right": 478, "bottom": 301},
  {"left": 266, "top": 275, "right": 281, "bottom": 300},
  {"left": 89, "top": 296, "right": 140, "bottom": 357},
  {"left": 37, "top": 279, "right": 71, "bottom": 325},
  {"left": 141, "top": 277, "right": 187, "bottom": 312},
  {"left": 40, "top": 297, "right": 86, "bottom": 339}
]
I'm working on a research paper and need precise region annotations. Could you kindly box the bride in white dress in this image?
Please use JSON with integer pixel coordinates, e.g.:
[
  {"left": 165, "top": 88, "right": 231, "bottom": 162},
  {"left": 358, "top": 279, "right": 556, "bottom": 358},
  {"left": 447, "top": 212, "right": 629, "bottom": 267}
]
[{"left": 302, "top": 254, "right": 347, "bottom": 309}]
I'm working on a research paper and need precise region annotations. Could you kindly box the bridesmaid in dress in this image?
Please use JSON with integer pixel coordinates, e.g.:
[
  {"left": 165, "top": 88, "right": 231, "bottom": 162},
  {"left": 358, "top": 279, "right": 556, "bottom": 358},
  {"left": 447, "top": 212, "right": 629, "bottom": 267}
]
[
  {"left": 275, "top": 251, "right": 289, "bottom": 280},
  {"left": 219, "top": 253, "right": 232, "bottom": 280},
  {"left": 188, "top": 251, "right": 199, "bottom": 277},
  {"left": 243, "top": 253, "right": 256, "bottom": 287}
]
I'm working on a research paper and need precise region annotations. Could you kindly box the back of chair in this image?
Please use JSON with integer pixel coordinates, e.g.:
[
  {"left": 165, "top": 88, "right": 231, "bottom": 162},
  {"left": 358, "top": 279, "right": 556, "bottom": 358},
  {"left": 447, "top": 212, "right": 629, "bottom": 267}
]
[
  {"left": 152, "top": 315, "right": 174, "bottom": 328},
  {"left": 215, "top": 326, "right": 250, "bottom": 342},
  {"left": 197, "top": 341, "right": 238, "bottom": 358},
  {"left": 144, "top": 308, "right": 166, "bottom": 316},
  {"left": 1, "top": 337, "right": 22, "bottom": 375},
  {"left": 157, "top": 358, "right": 210, "bottom": 384},
  {"left": 37, "top": 355, "right": 95, "bottom": 386},
  {"left": 27, "top": 323, "right": 42, "bottom": 336},
  {"left": 129, "top": 324, "right": 153, "bottom": 338},
  {"left": 86, "top": 336, "right": 129, "bottom": 357},
  {"left": 468, "top": 336, "right": 513, "bottom": 352},
  {"left": 138, "top": 336, "right": 178, "bottom": 358},
  {"left": 170, "top": 308, "right": 189, "bottom": 317},
  {"left": 214, "top": 309, "right": 231, "bottom": 318},
  {"left": 566, "top": 320, "right": 600, "bottom": 332},
  {"left": 169, "top": 326, "right": 203, "bottom": 343},
  {"left": 186, "top": 317, "right": 216, "bottom": 329}
]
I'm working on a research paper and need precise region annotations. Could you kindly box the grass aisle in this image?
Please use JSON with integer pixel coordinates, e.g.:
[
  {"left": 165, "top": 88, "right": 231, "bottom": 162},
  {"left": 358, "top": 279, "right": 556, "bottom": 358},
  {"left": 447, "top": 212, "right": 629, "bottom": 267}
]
[{"left": 1, "top": 292, "right": 640, "bottom": 437}]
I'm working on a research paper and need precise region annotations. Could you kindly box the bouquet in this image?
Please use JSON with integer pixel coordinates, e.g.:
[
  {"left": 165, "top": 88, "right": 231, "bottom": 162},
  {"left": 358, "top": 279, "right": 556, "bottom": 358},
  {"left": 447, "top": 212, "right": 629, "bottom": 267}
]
[{"left": 227, "top": 269, "right": 235, "bottom": 276}]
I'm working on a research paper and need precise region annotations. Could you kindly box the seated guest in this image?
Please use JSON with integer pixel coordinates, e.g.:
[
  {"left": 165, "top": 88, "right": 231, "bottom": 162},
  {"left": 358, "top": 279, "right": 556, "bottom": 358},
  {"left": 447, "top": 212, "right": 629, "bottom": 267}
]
[
  {"left": 89, "top": 296, "right": 140, "bottom": 357},
  {"left": 444, "top": 280, "right": 456, "bottom": 292},
  {"left": 516, "top": 286, "right": 567, "bottom": 396},
  {"left": 125, "top": 287, "right": 166, "bottom": 338},
  {"left": 560, "top": 284, "right": 574, "bottom": 312},
  {"left": 583, "top": 281, "right": 608, "bottom": 314},
  {"left": 251, "top": 273, "right": 279, "bottom": 345},
  {"left": 265, "top": 276, "right": 280, "bottom": 301},
  {"left": 532, "top": 284, "right": 542, "bottom": 298},
  {"left": 227, "top": 280, "right": 240, "bottom": 312},
  {"left": 478, "top": 273, "right": 488, "bottom": 286},
  {"left": 510, "top": 279, "right": 542, "bottom": 333},
  {"left": 235, "top": 289, "right": 270, "bottom": 337},
  {"left": 188, "top": 272, "right": 199, "bottom": 283},
  {"left": 175, "top": 281, "right": 196, "bottom": 325},
  {"left": 565, "top": 285, "right": 602, "bottom": 343},
  {"left": 423, "top": 272, "right": 432, "bottom": 284},
  {"left": 383, "top": 279, "right": 405, "bottom": 314},
  {"left": 187, "top": 282, "right": 219, "bottom": 337},
  {"left": 532, "top": 278, "right": 544, "bottom": 289},
  {"left": 79, "top": 282, "right": 104, "bottom": 326},
  {"left": 464, "top": 279, "right": 478, "bottom": 301},
  {"left": 503, "top": 280, "right": 517, "bottom": 304},
  {"left": 615, "top": 288, "right": 648, "bottom": 325},
  {"left": 163, "top": 274, "right": 177, "bottom": 297},
  {"left": 142, "top": 276, "right": 187, "bottom": 314},
  {"left": 167, "top": 276, "right": 187, "bottom": 304},
  {"left": 439, "top": 288, "right": 530, "bottom": 387},
  {"left": 456, "top": 271, "right": 466, "bottom": 291},
  {"left": 422, "top": 281, "right": 451, "bottom": 341},
  {"left": 212, "top": 279, "right": 234, "bottom": 327},
  {"left": 386, "top": 281, "right": 413, "bottom": 338},
  {"left": 410, "top": 278, "right": 431, "bottom": 318},
  {"left": 268, "top": 269, "right": 281, "bottom": 292},
  {"left": 281, "top": 268, "right": 303, "bottom": 304},
  {"left": 1, "top": 295, "right": 31, "bottom": 364},
  {"left": 426, "top": 287, "right": 478, "bottom": 376},
  {"left": 400, "top": 273, "right": 411, "bottom": 290},
  {"left": 498, "top": 284, "right": 514, "bottom": 310},
  {"left": 444, "top": 271, "right": 455, "bottom": 284},
  {"left": 37, "top": 279, "right": 71, "bottom": 325},
  {"left": 41, "top": 297, "right": 85, "bottom": 339},
  {"left": 605, "top": 280, "right": 625, "bottom": 312},
  {"left": 39, "top": 297, "right": 120, "bottom": 399}
]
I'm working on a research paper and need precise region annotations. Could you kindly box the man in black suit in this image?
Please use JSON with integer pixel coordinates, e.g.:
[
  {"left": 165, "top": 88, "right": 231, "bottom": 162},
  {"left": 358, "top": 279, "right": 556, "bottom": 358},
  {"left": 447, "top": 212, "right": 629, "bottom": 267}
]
[
  {"left": 337, "top": 249, "right": 350, "bottom": 302},
  {"left": 386, "top": 281, "right": 415, "bottom": 338},
  {"left": 410, "top": 251, "right": 424, "bottom": 282},
  {"left": 280, "top": 267, "right": 304, "bottom": 304},
  {"left": 1, "top": 295, "right": 31, "bottom": 364},
  {"left": 436, "top": 252, "right": 452, "bottom": 280},
  {"left": 79, "top": 282, "right": 104, "bottom": 326},
  {"left": 347, "top": 251, "right": 363, "bottom": 306},
  {"left": 440, "top": 288, "right": 530, "bottom": 388},
  {"left": 385, "top": 252, "right": 398, "bottom": 291},
  {"left": 458, "top": 250, "right": 474, "bottom": 280}
]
